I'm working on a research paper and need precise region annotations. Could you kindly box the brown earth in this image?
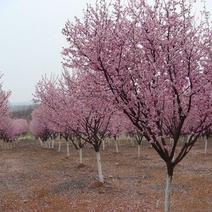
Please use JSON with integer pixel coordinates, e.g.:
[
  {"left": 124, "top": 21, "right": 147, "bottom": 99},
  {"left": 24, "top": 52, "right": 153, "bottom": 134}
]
[{"left": 0, "top": 138, "right": 211, "bottom": 212}]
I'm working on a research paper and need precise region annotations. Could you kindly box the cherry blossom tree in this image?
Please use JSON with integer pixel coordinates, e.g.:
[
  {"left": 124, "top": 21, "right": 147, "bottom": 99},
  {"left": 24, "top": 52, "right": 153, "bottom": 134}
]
[
  {"left": 0, "top": 117, "right": 12, "bottom": 149},
  {"left": 62, "top": 0, "right": 212, "bottom": 211},
  {"left": 108, "top": 111, "right": 124, "bottom": 153},
  {"left": 11, "top": 119, "right": 28, "bottom": 137},
  {"left": 62, "top": 72, "right": 114, "bottom": 182},
  {"left": 0, "top": 118, "right": 28, "bottom": 149},
  {"left": 0, "top": 78, "right": 11, "bottom": 149},
  {"left": 30, "top": 105, "right": 54, "bottom": 148},
  {"left": 131, "top": 128, "right": 144, "bottom": 158},
  {"left": 108, "top": 111, "right": 135, "bottom": 154}
]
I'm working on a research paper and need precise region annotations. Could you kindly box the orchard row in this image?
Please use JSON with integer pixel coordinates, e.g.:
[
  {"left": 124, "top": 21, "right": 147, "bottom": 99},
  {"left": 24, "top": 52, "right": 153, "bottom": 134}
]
[
  {"left": 29, "top": 0, "right": 211, "bottom": 211},
  {"left": 1, "top": 0, "right": 211, "bottom": 212}
]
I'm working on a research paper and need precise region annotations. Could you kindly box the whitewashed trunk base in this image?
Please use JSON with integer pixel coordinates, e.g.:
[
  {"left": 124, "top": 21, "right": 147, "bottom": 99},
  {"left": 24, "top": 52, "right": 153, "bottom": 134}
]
[
  {"left": 115, "top": 140, "right": 119, "bottom": 153},
  {"left": 102, "top": 140, "right": 105, "bottom": 151},
  {"left": 96, "top": 151, "right": 104, "bottom": 183},
  {"left": 51, "top": 140, "right": 55, "bottom": 148},
  {"left": 79, "top": 148, "right": 83, "bottom": 164},
  {"left": 66, "top": 142, "right": 70, "bottom": 157},
  {"left": 204, "top": 137, "right": 208, "bottom": 154},
  {"left": 58, "top": 140, "right": 61, "bottom": 152},
  {"left": 138, "top": 144, "right": 141, "bottom": 158},
  {"left": 164, "top": 175, "right": 172, "bottom": 212},
  {"left": 39, "top": 138, "right": 43, "bottom": 147}
]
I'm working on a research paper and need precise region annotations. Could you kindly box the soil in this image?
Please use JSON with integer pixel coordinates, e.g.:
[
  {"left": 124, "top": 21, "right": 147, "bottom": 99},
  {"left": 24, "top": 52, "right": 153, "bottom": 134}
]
[{"left": 0, "top": 138, "right": 211, "bottom": 212}]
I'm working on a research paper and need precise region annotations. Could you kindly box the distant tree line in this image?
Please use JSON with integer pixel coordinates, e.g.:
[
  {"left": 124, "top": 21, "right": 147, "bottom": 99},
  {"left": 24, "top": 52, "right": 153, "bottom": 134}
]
[{"left": 11, "top": 104, "right": 37, "bottom": 120}]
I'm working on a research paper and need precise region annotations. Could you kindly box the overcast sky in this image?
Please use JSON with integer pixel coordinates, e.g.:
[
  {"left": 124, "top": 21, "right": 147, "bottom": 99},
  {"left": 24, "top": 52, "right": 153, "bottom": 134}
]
[{"left": 0, "top": 0, "right": 211, "bottom": 104}]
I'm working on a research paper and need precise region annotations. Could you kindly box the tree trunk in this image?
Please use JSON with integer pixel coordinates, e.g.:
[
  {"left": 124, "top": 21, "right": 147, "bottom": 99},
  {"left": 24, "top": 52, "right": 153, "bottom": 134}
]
[
  {"left": 39, "top": 138, "right": 43, "bottom": 147},
  {"left": 172, "top": 153, "right": 176, "bottom": 162},
  {"left": 169, "top": 137, "right": 173, "bottom": 145},
  {"left": 102, "top": 140, "right": 105, "bottom": 151},
  {"left": 79, "top": 148, "right": 83, "bottom": 164},
  {"left": 51, "top": 140, "right": 55, "bottom": 148},
  {"left": 204, "top": 136, "right": 208, "bottom": 154},
  {"left": 138, "top": 144, "right": 141, "bottom": 158},
  {"left": 164, "top": 174, "right": 172, "bottom": 212},
  {"left": 115, "top": 139, "right": 119, "bottom": 153},
  {"left": 58, "top": 139, "right": 61, "bottom": 152},
  {"left": 131, "top": 137, "right": 135, "bottom": 146},
  {"left": 66, "top": 142, "right": 70, "bottom": 157},
  {"left": 96, "top": 151, "right": 104, "bottom": 183},
  {"left": 182, "top": 136, "right": 185, "bottom": 143}
]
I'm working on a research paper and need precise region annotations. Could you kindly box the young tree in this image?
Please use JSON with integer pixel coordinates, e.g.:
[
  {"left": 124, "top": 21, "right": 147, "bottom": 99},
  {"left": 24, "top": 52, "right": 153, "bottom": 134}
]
[
  {"left": 30, "top": 106, "right": 53, "bottom": 148},
  {"left": 62, "top": 72, "right": 114, "bottom": 182}
]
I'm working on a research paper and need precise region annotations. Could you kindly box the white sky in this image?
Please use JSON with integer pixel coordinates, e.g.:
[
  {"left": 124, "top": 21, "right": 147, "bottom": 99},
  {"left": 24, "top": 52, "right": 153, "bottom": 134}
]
[{"left": 0, "top": 0, "right": 211, "bottom": 104}]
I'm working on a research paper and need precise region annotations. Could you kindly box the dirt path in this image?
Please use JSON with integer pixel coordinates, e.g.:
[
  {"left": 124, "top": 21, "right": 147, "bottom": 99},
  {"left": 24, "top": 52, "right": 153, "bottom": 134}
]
[{"left": 0, "top": 139, "right": 211, "bottom": 211}]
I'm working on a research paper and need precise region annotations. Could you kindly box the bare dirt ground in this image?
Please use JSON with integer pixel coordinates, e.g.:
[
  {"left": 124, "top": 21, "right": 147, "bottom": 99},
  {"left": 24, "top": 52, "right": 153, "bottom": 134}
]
[{"left": 0, "top": 138, "right": 211, "bottom": 212}]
